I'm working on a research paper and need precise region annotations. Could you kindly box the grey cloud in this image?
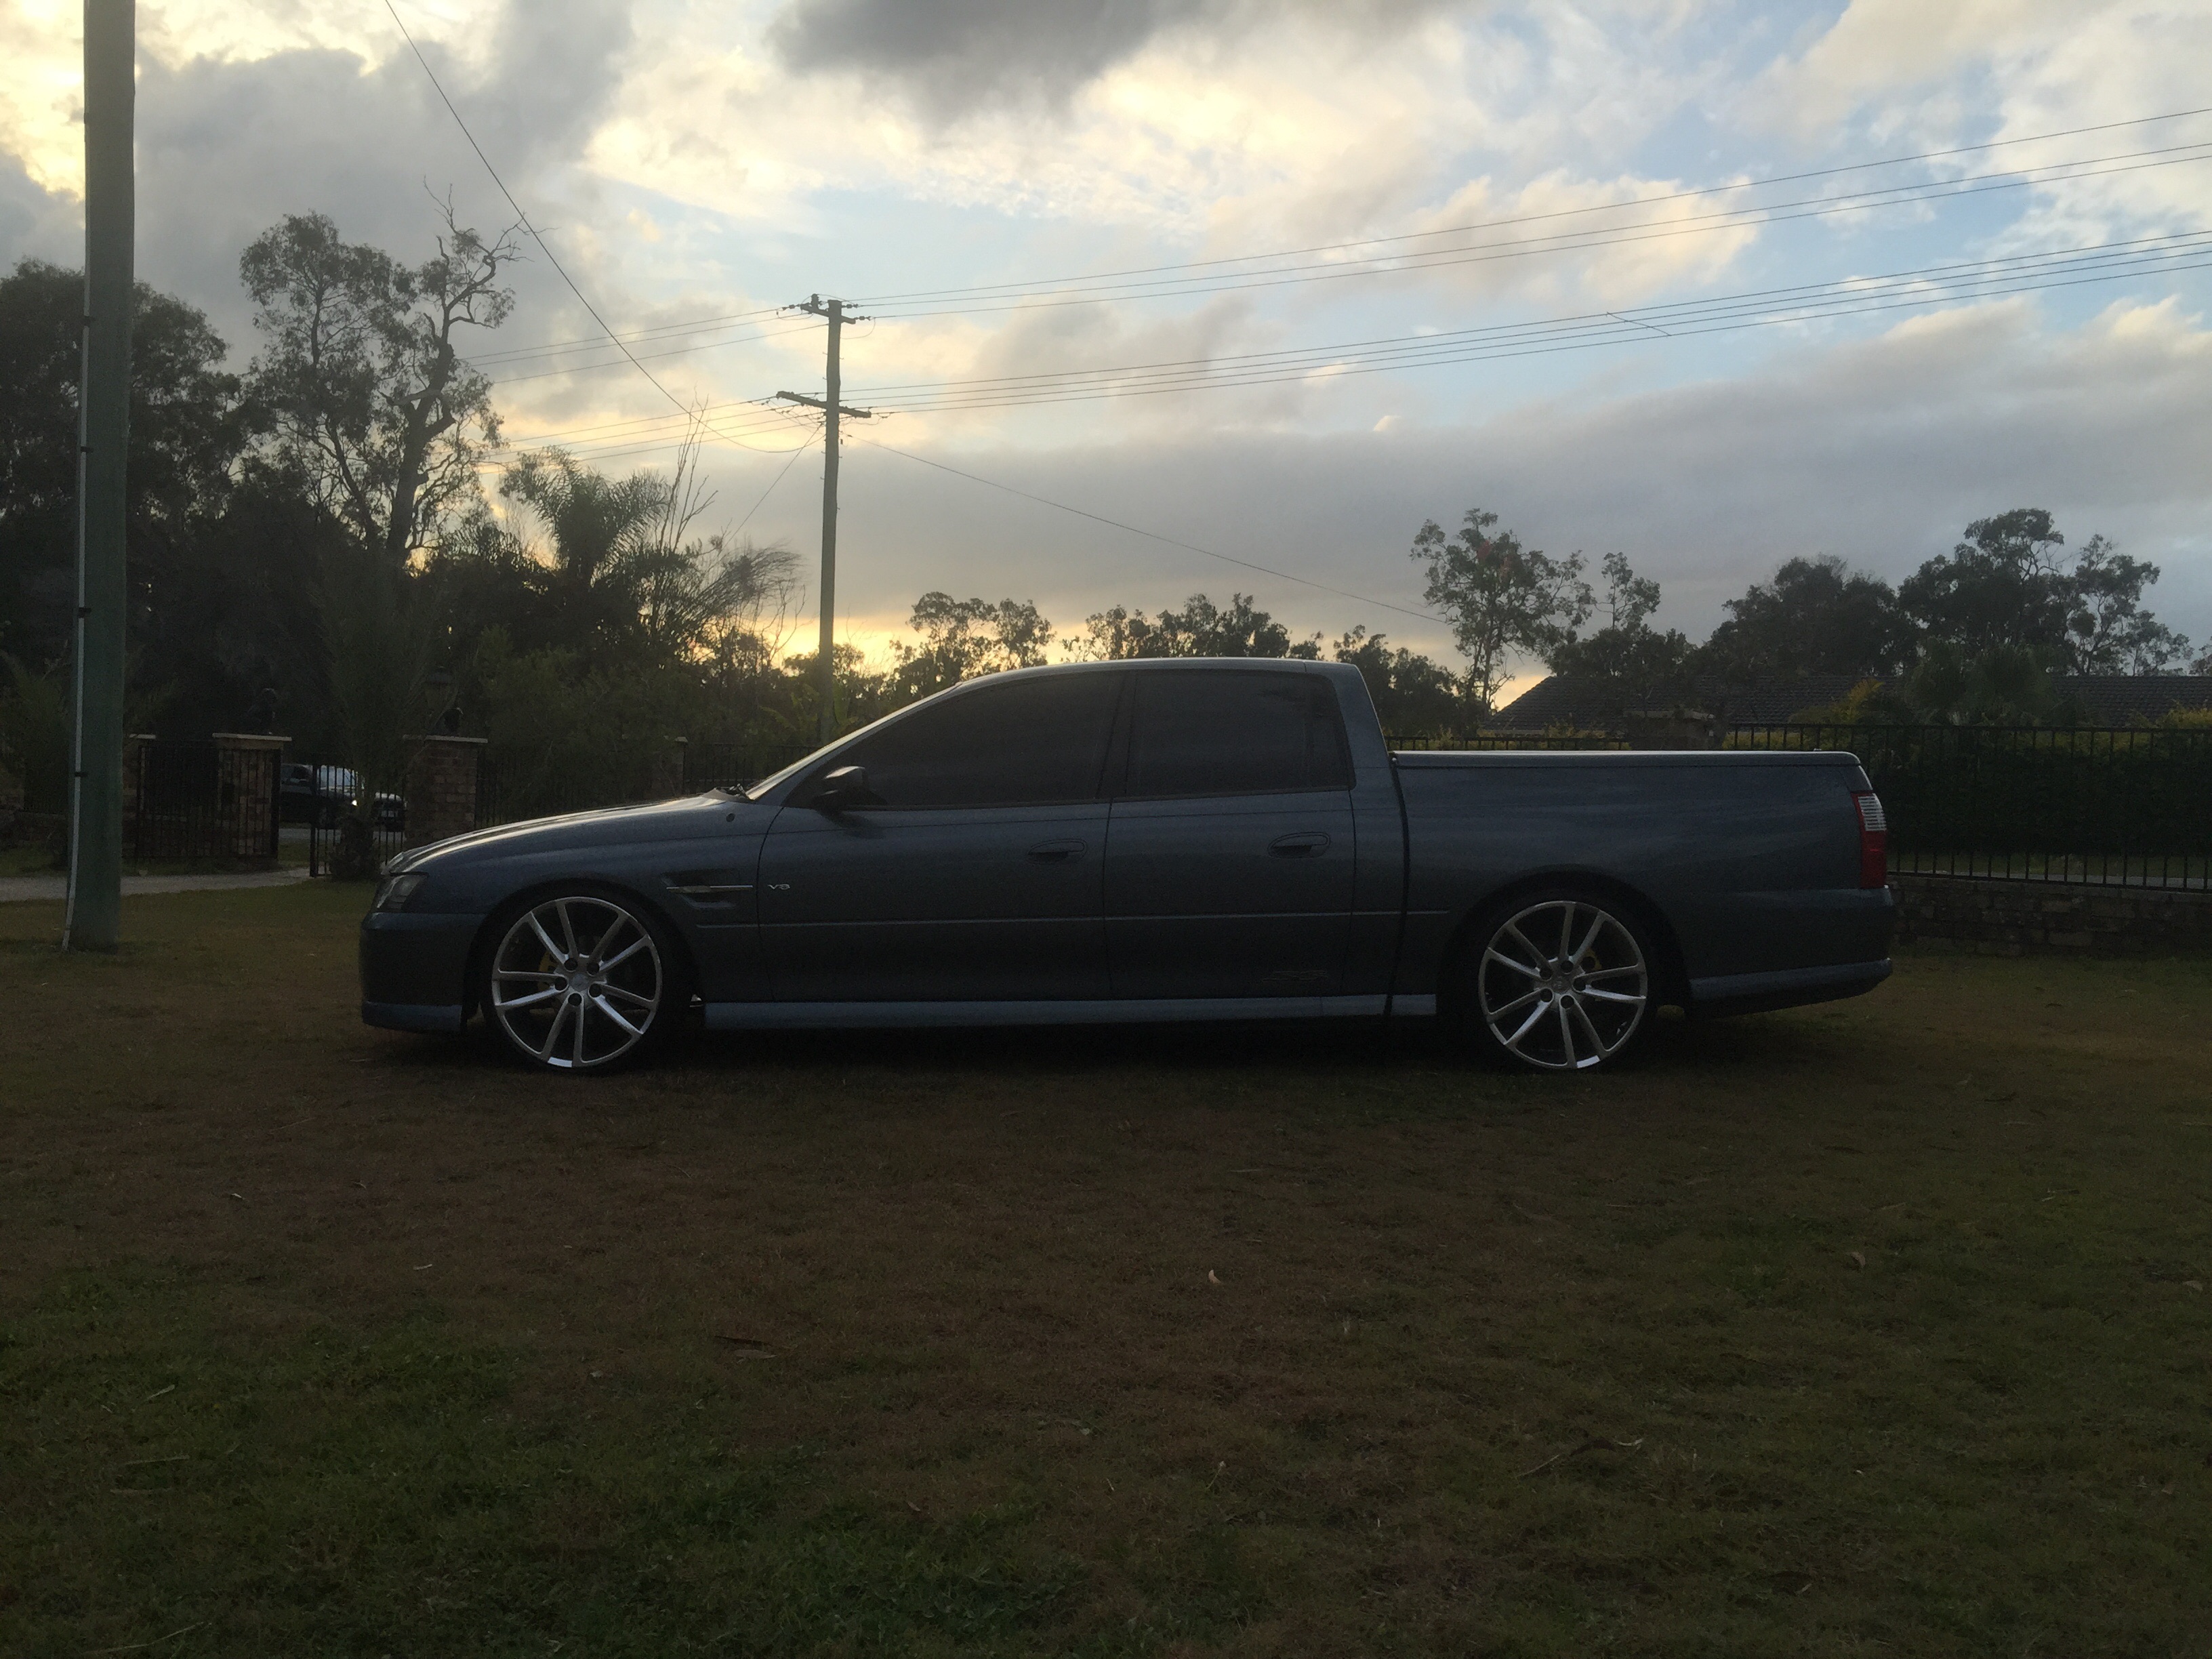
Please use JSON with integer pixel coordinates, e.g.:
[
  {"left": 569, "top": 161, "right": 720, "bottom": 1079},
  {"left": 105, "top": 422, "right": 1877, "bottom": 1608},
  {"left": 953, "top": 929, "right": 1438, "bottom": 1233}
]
[
  {"left": 745, "top": 306, "right": 2212, "bottom": 659},
  {"left": 0, "top": 154, "right": 80, "bottom": 267},
  {"left": 769, "top": 0, "right": 1450, "bottom": 118},
  {"left": 1, "top": 0, "right": 636, "bottom": 359}
]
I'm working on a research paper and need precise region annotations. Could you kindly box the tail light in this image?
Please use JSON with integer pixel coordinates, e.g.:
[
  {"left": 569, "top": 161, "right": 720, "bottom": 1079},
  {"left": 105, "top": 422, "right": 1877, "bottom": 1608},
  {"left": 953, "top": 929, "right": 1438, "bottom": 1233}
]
[{"left": 1852, "top": 791, "right": 1888, "bottom": 888}]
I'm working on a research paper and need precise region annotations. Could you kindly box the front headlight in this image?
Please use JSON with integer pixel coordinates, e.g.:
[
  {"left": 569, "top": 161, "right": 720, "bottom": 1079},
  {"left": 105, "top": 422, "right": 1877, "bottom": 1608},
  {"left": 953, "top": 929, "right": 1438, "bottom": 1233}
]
[{"left": 373, "top": 873, "right": 427, "bottom": 913}]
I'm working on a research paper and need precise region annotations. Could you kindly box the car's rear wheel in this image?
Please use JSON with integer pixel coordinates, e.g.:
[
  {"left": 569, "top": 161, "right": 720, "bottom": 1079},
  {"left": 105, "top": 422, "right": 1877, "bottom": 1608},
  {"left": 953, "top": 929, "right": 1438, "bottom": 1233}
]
[
  {"left": 1454, "top": 890, "right": 1654, "bottom": 1072},
  {"left": 482, "top": 891, "right": 678, "bottom": 1072}
]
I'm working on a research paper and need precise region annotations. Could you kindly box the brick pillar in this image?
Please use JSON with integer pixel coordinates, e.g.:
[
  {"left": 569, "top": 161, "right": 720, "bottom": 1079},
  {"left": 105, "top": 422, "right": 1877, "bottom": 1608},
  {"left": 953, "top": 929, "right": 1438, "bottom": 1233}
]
[
  {"left": 651, "top": 736, "right": 688, "bottom": 798},
  {"left": 403, "top": 734, "right": 486, "bottom": 848},
  {"left": 210, "top": 733, "right": 287, "bottom": 864}
]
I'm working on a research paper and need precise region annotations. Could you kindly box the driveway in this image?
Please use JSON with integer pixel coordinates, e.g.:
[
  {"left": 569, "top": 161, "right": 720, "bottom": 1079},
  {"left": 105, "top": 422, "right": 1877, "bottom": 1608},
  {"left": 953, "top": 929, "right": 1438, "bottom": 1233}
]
[{"left": 0, "top": 867, "right": 318, "bottom": 904}]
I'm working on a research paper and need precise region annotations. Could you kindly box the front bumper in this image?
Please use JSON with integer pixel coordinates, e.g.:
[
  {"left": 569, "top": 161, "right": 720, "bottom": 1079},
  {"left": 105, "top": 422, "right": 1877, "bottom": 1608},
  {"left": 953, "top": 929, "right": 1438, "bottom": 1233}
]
[{"left": 359, "top": 909, "right": 484, "bottom": 1032}]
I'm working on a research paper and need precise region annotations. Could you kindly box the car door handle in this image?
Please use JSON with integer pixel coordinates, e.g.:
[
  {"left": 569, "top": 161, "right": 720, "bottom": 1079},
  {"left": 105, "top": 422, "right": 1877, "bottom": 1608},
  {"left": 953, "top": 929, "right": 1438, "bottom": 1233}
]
[
  {"left": 1027, "top": 838, "right": 1086, "bottom": 861},
  {"left": 1269, "top": 832, "right": 1332, "bottom": 857}
]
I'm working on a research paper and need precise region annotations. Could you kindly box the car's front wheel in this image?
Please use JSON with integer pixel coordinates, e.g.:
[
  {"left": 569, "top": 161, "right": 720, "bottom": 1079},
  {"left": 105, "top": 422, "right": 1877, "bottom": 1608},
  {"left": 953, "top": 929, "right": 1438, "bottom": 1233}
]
[
  {"left": 481, "top": 891, "right": 678, "bottom": 1071},
  {"left": 1454, "top": 890, "right": 1654, "bottom": 1072}
]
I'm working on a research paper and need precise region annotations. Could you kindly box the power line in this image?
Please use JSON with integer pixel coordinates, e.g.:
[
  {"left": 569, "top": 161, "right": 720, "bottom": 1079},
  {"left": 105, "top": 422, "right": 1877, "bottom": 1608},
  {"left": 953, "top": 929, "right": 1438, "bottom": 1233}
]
[
  {"left": 381, "top": 0, "right": 801, "bottom": 457},
  {"left": 852, "top": 146, "right": 2212, "bottom": 322},
  {"left": 476, "top": 231, "right": 2211, "bottom": 462},
  {"left": 851, "top": 434, "right": 1448, "bottom": 628},
  {"left": 484, "top": 316, "right": 827, "bottom": 385},
  {"left": 732, "top": 420, "right": 824, "bottom": 536},
  {"left": 451, "top": 111, "right": 2212, "bottom": 386},
  {"left": 846, "top": 106, "right": 2212, "bottom": 308},
  {"left": 847, "top": 234, "right": 2209, "bottom": 403},
  {"left": 867, "top": 246, "right": 2212, "bottom": 417},
  {"left": 471, "top": 302, "right": 787, "bottom": 365},
  {"left": 485, "top": 401, "right": 814, "bottom": 454}
]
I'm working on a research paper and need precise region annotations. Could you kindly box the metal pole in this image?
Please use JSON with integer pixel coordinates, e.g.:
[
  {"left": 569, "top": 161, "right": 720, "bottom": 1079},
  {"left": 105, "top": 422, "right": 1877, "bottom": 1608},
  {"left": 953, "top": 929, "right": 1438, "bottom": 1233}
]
[
  {"left": 64, "top": 0, "right": 134, "bottom": 953},
  {"left": 815, "top": 298, "right": 842, "bottom": 743}
]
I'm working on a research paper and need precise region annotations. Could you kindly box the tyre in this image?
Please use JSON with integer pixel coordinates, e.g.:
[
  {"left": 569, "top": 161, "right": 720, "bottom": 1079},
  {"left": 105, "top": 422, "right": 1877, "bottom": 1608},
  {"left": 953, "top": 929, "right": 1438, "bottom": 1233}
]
[
  {"left": 1452, "top": 888, "right": 1655, "bottom": 1073},
  {"left": 480, "top": 890, "right": 680, "bottom": 1072}
]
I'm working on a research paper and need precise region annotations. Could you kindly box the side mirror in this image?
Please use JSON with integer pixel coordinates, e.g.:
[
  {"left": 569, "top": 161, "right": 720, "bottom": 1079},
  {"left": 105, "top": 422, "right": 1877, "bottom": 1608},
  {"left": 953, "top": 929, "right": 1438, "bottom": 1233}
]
[{"left": 810, "top": 764, "right": 876, "bottom": 813}]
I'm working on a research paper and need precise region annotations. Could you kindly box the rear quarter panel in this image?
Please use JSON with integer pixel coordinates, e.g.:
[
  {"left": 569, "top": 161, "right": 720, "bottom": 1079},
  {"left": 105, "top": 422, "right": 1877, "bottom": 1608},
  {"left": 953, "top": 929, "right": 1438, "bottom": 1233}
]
[{"left": 1394, "top": 754, "right": 1891, "bottom": 998}]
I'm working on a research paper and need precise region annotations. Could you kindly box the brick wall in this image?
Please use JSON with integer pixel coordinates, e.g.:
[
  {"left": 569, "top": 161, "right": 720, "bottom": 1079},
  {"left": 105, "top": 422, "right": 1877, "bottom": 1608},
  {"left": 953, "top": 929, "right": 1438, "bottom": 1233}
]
[
  {"left": 405, "top": 735, "right": 485, "bottom": 848},
  {"left": 1891, "top": 874, "right": 2212, "bottom": 957}
]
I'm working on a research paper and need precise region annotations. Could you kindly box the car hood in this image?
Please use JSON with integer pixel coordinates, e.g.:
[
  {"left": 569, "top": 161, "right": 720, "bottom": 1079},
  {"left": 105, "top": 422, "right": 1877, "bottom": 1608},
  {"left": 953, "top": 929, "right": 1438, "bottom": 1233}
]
[{"left": 387, "top": 792, "right": 762, "bottom": 871}]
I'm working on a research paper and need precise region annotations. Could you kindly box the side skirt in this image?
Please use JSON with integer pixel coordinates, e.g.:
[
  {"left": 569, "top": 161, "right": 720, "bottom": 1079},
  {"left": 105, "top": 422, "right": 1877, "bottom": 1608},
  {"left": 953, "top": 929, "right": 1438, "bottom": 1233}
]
[{"left": 703, "top": 994, "right": 1391, "bottom": 1031}]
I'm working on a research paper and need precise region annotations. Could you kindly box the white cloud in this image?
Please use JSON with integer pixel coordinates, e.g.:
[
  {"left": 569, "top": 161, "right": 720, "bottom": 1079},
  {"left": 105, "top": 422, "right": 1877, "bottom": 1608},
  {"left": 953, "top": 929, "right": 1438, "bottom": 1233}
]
[
  {"left": 3, "top": 0, "right": 2207, "bottom": 680},
  {"left": 787, "top": 296, "right": 2212, "bottom": 668}
]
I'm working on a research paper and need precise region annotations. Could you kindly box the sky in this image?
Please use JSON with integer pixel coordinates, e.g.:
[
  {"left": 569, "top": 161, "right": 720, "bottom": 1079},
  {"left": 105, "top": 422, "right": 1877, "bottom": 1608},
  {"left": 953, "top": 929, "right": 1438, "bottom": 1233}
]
[{"left": 3, "top": 0, "right": 2210, "bottom": 694}]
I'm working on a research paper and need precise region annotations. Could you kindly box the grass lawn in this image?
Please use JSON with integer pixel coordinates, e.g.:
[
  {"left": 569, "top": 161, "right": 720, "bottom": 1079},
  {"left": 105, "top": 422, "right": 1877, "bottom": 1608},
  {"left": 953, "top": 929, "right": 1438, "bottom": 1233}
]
[{"left": 1, "top": 884, "right": 2207, "bottom": 1657}]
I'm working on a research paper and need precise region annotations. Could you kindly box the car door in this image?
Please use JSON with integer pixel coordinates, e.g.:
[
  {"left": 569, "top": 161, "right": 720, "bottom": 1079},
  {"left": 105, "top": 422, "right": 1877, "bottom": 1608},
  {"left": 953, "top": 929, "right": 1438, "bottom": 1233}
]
[
  {"left": 1103, "top": 668, "right": 1356, "bottom": 1000},
  {"left": 756, "top": 670, "right": 1122, "bottom": 1002}
]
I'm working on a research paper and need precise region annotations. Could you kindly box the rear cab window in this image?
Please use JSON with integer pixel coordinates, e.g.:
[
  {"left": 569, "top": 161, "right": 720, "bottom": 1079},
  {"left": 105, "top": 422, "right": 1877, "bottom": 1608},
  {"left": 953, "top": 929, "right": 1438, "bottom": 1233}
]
[{"left": 1122, "top": 670, "right": 1352, "bottom": 798}]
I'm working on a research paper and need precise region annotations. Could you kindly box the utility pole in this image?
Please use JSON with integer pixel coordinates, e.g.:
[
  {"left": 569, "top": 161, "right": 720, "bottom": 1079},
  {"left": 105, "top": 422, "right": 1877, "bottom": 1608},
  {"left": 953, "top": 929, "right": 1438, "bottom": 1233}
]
[
  {"left": 64, "top": 0, "right": 134, "bottom": 953},
  {"left": 776, "top": 296, "right": 872, "bottom": 744}
]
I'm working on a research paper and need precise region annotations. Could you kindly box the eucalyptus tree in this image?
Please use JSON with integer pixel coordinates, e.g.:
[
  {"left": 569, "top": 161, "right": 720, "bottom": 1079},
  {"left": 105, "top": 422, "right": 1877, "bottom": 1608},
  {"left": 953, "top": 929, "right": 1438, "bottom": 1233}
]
[
  {"left": 241, "top": 206, "right": 518, "bottom": 567},
  {"left": 1410, "top": 508, "right": 1590, "bottom": 715}
]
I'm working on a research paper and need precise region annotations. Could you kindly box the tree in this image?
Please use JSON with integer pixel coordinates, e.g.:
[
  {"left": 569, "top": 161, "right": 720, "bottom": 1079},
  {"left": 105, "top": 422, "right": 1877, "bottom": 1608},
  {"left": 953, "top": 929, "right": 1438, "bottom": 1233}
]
[
  {"left": 2060, "top": 535, "right": 2192, "bottom": 674},
  {"left": 1702, "top": 555, "right": 1907, "bottom": 681},
  {"left": 1904, "top": 640, "right": 2063, "bottom": 724},
  {"left": 1066, "top": 592, "right": 1322, "bottom": 661},
  {"left": 0, "top": 258, "right": 247, "bottom": 678},
  {"left": 1331, "top": 627, "right": 1465, "bottom": 734},
  {"left": 1897, "top": 509, "right": 2072, "bottom": 661},
  {"left": 1409, "top": 508, "right": 1589, "bottom": 714},
  {"left": 1898, "top": 510, "right": 2190, "bottom": 679},
  {"left": 498, "top": 446, "right": 674, "bottom": 656},
  {"left": 241, "top": 207, "right": 517, "bottom": 566},
  {"left": 888, "top": 593, "right": 1054, "bottom": 701},
  {"left": 1544, "top": 551, "right": 1697, "bottom": 697}
]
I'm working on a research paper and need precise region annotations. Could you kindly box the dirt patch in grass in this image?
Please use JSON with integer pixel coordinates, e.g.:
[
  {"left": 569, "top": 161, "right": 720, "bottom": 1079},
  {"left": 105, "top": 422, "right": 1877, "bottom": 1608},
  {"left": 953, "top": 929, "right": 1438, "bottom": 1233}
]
[{"left": 2, "top": 884, "right": 2209, "bottom": 1656}]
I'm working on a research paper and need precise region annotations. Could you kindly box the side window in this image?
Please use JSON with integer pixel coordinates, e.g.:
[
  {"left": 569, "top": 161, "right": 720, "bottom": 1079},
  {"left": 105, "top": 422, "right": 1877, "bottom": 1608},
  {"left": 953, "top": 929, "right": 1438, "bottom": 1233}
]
[
  {"left": 1124, "top": 670, "right": 1353, "bottom": 798},
  {"left": 830, "top": 673, "right": 1120, "bottom": 808}
]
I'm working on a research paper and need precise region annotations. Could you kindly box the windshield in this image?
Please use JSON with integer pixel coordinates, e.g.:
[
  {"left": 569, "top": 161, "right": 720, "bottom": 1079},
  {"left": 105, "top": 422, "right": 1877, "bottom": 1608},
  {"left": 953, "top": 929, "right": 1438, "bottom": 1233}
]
[
  {"left": 741, "top": 672, "right": 1048, "bottom": 800},
  {"left": 743, "top": 714, "right": 889, "bottom": 800}
]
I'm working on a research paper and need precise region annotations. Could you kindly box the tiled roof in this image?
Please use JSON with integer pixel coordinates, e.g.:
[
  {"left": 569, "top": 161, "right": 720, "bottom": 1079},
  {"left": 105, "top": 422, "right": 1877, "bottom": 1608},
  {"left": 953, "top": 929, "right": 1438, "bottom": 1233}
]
[
  {"left": 2060, "top": 676, "right": 2212, "bottom": 722},
  {"left": 1489, "top": 673, "right": 2212, "bottom": 731},
  {"left": 1489, "top": 674, "right": 1866, "bottom": 731}
]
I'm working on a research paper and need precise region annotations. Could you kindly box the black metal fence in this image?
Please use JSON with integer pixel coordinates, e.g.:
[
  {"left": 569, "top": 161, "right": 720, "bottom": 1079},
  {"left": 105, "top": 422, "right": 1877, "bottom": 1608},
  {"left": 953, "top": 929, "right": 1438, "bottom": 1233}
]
[
  {"left": 294, "top": 761, "right": 407, "bottom": 877},
  {"left": 131, "top": 741, "right": 279, "bottom": 862},
  {"left": 474, "top": 739, "right": 817, "bottom": 830},
  {"left": 476, "top": 753, "right": 660, "bottom": 829},
  {"left": 1727, "top": 724, "right": 2212, "bottom": 888},
  {"left": 686, "top": 739, "right": 819, "bottom": 793}
]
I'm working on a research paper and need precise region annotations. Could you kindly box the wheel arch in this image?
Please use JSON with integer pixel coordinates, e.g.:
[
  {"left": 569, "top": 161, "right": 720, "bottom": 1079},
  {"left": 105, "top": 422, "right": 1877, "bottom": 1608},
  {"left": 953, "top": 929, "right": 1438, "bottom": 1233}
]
[
  {"left": 462, "top": 876, "right": 701, "bottom": 1021},
  {"left": 1435, "top": 868, "right": 1689, "bottom": 1015}
]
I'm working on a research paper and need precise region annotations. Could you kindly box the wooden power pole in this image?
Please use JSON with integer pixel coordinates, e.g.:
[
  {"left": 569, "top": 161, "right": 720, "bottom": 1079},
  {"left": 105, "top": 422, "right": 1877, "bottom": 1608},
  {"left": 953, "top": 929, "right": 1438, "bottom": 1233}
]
[
  {"left": 64, "top": 0, "right": 134, "bottom": 952},
  {"left": 777, "top": 296, "right": 872, "bottom": 744}
]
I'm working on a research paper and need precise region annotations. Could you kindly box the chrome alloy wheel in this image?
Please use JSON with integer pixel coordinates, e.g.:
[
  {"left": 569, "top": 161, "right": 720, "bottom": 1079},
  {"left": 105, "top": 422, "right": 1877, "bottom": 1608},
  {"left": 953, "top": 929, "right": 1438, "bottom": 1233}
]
[
  {"left": 1477, "top": 899, "right": 1649, "bottom": 1071},
  {"left": 489, "top": 895, "right": 663, "bottom": 1070}
]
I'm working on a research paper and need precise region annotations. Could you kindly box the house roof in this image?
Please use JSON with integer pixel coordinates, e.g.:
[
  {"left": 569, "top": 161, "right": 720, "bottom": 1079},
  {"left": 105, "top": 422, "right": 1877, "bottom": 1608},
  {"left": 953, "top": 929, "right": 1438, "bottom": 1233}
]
[
  {"left": 2059, "top": 676, "right": 2212, "bottom": 723},
  {"left": 1489, "top": 674, "right": 1866, "bottom": 731},
  {"left": 1488, "top": 673, "right": 2212, "bottom": 732}
]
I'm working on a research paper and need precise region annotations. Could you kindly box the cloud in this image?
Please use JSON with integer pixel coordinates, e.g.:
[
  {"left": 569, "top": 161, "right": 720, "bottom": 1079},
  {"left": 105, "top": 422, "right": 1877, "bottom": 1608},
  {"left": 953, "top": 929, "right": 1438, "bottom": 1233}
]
[
  {"left": 0, "top": 151, "right": 78, "bottom": 267},
  {"left": 779, "top": 297, "right": 2212, "bottom": 664},
  {"left": 106, "top": 1, "right": 635, "bottom": 352},
  {"left": 767, "top": 0, "right": 1447, "bottom": 119}
]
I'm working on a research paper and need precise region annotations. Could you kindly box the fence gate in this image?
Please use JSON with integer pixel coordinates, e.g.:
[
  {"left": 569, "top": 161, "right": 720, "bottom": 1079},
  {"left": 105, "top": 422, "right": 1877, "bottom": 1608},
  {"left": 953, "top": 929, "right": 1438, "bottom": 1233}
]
[{"left": 131, "top": 740, "right": 281, "bottom": 862}]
